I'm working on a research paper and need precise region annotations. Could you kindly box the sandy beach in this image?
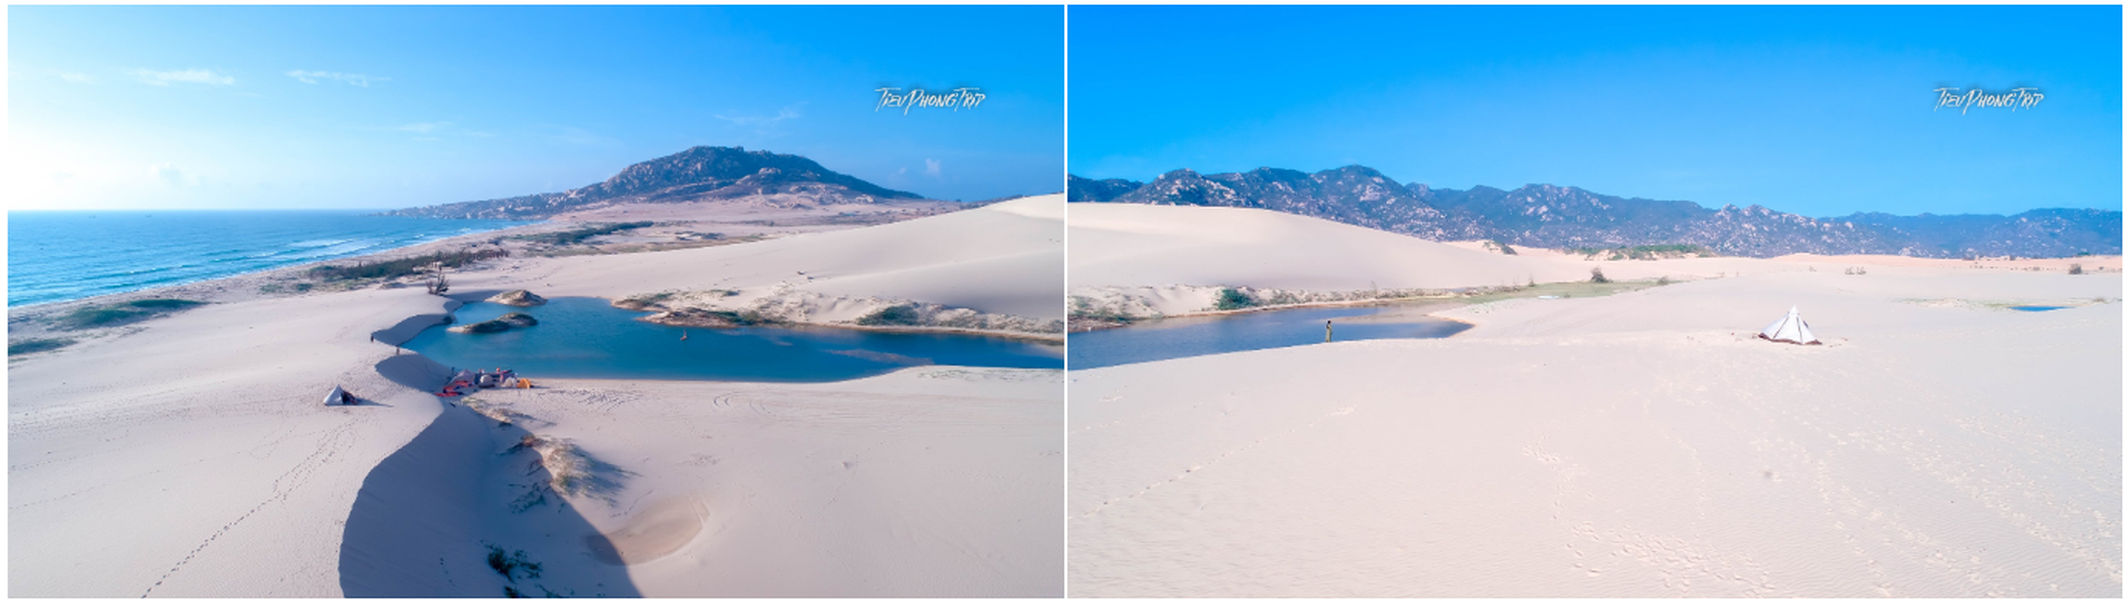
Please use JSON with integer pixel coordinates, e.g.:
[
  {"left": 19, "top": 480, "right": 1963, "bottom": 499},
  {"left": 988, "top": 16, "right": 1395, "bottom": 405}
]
[
  {"left": 1067, "top": 203, "right": 2121, "bottom": 596},
  {"left": 9, "top": 196, "right": 1063, "bottom": 596}
]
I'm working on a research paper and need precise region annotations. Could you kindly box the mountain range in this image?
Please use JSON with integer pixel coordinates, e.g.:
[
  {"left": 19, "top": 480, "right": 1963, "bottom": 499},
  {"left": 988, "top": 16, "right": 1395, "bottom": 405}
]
[
  {"left": 387, "top": 146, "right": 928, "bottom": 220},
  {"left": 1069, "top": 168, "right": 2121, "bottom": 258}
]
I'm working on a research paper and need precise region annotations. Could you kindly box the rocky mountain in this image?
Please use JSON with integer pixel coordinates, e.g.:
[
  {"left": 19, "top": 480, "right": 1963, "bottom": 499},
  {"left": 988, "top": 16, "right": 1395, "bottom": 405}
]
[
  {"left": 1073, "top": 167, "right": 2120, "bottom": 258},
  {"left": 388, "top": 146, "right": 926, "bottom": 220},
  {"left": 1065, "top": 175, "right": 1142, "bottom": 204},
  {"left": 1092, "top": 167, "right": 1455, "bottom": 238},
  {"left": 1830, "top": 209, "right": 2123, "bottom": 259}
]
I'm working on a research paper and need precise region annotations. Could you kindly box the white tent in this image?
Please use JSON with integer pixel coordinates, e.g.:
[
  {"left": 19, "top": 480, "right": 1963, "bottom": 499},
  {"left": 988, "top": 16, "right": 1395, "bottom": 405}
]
[
  {"left": 324, "top": 385, "right": 351, "bottom": 406},
  {"left": 1759, "top": 306, "right": 1820, "bottom": 345}
]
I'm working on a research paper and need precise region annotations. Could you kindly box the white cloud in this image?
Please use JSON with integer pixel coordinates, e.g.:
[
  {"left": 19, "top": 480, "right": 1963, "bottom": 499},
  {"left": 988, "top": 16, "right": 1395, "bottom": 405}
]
[
  {"left": 924, "top": 158, "right": 943, "bottom": 178},
  {"left": 60, "top": 72, "right": 95, "bottom": 84},
  {"left": 130, "top": 68, "right": 235, "bottom": 86},
  {"left": 286, "top": 70, "right": 386, "bottom": 87}
]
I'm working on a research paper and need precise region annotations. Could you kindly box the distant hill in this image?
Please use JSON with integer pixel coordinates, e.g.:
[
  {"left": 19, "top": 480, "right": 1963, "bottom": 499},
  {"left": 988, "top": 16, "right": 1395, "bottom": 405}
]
[
  {"left": 387, "top": 146, "right": 926, "bottom": 220},
  {"left": 1071, "top": 167, "right": 2121, "bottom": 258},
  {"left": 1065, "top": 175, "right": 1143, "bottom": 204}
]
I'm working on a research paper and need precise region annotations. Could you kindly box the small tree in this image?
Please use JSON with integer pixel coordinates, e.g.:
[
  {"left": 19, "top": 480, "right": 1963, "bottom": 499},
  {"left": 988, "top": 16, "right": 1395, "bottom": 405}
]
[
  {"left": 1589, "top": 267, "right": 1609, "bottom": 284},
  {"left": 1213, "top": 287, "right": 1253, "bottom": 311},
  {"left": 2069, "top": 263, "right": 2085, "bottom": 275}
]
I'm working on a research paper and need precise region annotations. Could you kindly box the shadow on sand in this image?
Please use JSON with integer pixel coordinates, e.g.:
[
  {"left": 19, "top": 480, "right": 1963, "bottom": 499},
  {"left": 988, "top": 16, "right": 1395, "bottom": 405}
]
[{"left": 340, "top": 355, "right": 640, "bottom": 597}]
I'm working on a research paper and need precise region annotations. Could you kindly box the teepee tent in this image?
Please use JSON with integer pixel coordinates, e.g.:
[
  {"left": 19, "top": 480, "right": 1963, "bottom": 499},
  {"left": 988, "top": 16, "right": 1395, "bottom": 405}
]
[
  {"left": 324, "top": 385, "right": 353, "bottom": 405},
  {"left": 1759, "top": 306, "right": 1820, "bottom": 345}
]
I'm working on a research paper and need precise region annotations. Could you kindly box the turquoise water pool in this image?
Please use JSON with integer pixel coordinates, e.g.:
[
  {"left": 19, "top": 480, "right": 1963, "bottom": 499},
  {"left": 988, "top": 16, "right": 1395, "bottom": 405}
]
[
  {"left": 1067, "top": 303, "right": 1470, "bottom": 370},
  {"left": 403, "top": 297, "right": 1061, "bottom": 382},
  {"left": 2008, "top": 305, "right": 2068, "bottom": 312}
]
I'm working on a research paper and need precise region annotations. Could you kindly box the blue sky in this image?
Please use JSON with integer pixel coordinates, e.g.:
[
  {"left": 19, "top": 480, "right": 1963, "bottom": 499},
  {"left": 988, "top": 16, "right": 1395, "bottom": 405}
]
[
  {"left": 10, "top": 6, "right": 1062, "bottom": 209},
  {"left": 1069, "top": 5, "right": 2121, "bottom": 218}
]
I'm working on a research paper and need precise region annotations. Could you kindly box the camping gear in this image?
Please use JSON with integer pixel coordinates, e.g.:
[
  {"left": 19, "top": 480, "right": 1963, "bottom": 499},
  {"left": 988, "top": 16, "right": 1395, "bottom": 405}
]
[
  {"left": 1759, "top": 306, "right": 1820, "bottom": 345},
  {"left": 325, "top": 385, "right": 354, "bottom": 405}
]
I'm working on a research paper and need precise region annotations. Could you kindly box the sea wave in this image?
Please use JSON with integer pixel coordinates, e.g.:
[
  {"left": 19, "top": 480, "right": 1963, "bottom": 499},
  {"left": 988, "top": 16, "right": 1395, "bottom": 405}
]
[{"left": 8, "top": 213, "right": 525, "bottom": 307}]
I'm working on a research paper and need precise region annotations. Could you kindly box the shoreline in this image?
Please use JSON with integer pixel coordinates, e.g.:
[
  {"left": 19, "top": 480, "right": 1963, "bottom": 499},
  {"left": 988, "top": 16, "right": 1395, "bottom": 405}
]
[
  {"left": 6, "top": 220, "right": 548, "bottom": 329},
  {"left": 626, "top": 314, "right": 1067, "bottom": 344},
  {"left": 1067, "top": 278, "right": 1672, "bottom": 333},
  {"left": 6, "top": 216, "right": 541, "bottom": 312},
  {"left": 405, "top": 295, "right": 1062, "bottom": 384},
  {"left": 427, "top": 292, "right": 1067, "bottom": 347}
]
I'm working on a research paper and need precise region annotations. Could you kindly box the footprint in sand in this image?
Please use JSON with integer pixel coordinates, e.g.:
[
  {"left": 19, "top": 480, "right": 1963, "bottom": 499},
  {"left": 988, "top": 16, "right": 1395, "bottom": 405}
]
[{"left": 585, "top": 494, "right": 711, "bottom": 566}]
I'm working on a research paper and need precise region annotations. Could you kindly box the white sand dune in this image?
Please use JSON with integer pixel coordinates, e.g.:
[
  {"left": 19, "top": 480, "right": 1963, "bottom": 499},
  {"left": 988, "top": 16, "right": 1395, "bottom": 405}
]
[
  {"left": 8, "top": 289, "right": 455, "bottom": 597},
  {"left": 1070, "top": 202, "right": 1580, "bottom": 292},
  {"left": 435, "top": 369, "right": 1064, "bottom": 597},
  {"left": 1067, "top": 204, "right": 2122, "bottom": 596},
  {"left": 479, "top": 194, "right": 1063, "bottom": 323},
  {"left": 10, "top": 197, "right": 1063, "bottom": 597}
]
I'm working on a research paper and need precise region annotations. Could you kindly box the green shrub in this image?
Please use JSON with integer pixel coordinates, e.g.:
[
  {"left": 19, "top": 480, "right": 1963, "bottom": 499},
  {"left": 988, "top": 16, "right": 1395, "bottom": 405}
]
[
  {"left": 456, "top": 319, "right": 515, "bottom": 334},
  {"left": 857, "top": 304, "right": 922, "bottom": 326},
  {"left": 1213, "top": 287, "right": 1254, "bottom": 311},
  {"left": 1571, "top": 244, "right": 1717, "bottom": 260},
  {"left": 307, "top": 248, "right": 508, "bottom": 281},
  {"left": 2069, "top": 263, "right": 2085, "bottom": 275},
  {"left": 484, "top": 544, "right": 542, "bottom": 582},
  {"left": 1589, "top": 268, "right": 1610, "bottom": 284},
  {"left": 56, "top": 298, "right": 207, "bottom": 329},
  {"left": 126, "top": 298, "right": 204, "bottom": 310},
  {"left": 518, "top": 221, "right": 654, "bottom": 246},
  {"left": 9, "top": 338, "right": 76, "bottom": 355},
  {"left": 60, "top": 307, "right": 149, "bottom": 328}
]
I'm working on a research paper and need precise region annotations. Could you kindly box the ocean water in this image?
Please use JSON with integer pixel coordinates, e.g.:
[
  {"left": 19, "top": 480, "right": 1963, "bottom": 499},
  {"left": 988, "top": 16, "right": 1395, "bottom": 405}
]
[
  {"left": 1067, "top": 303, "right": 1472, "bottom": 370},
  {"left": 403, "top": 297, "right": 1063, "bottom": 382},
  {"left": 8, "top": 211, "right": 523, "bottom": 307}
]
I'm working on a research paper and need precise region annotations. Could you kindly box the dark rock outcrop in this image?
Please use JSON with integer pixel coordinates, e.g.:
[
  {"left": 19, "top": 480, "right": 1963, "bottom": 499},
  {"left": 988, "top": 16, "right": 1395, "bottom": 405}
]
[
  {"left": 449, "top": 312, "right": 538, "bottom": 334},
  {"left": 491, "top": 290, "right": 547, "bottom": 307}
]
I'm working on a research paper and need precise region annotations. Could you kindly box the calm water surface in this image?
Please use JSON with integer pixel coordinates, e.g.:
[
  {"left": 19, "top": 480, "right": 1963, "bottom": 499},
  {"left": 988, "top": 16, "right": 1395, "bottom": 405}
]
[
  {"left": 1068, "top": 303, "right": 1470, "bottom": 370},
  {"left": 404, "top": 297, "right": 1062, "bottom": 382}
]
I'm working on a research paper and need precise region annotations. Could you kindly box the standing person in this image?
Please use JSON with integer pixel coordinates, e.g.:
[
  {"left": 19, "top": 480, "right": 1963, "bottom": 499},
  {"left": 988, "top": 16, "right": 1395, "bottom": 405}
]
[{"left": 1325, "top": 320, "right": 1334, "bottom": 342}]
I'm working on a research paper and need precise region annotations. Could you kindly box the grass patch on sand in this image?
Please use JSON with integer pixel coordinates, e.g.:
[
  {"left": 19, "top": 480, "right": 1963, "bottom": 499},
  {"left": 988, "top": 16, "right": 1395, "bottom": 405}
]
[
  {"left": 506, "top": 434, "right": 630, "bottom": 501},
  {"left": 56, "top": 298, "right": 207, "bottom": 330},
  {"left": 856, "top": 304, "right": 922, "bottom": 327},
  {"left": 534, "top": 234, "right": 759, "bottom": 257},
  {"left": 1571, "top": 244, "right": 1718, "bottom": 261},
  {"left": 9, "top": 338, "right": 78, "bottom": 355},
  {"left": 307, "top": 248, "right": 508, "bottom": 282},
  {"left": 516, "top": 221, "right": 655, "bottom": 246},
  {"left": 484, "top": 543, "right": 544, "bottom": 583},
  {"left": 1212, "top": 287, "right": 1257, "bottom": 311},
  {"left": 1473, "top": 278, "right": 1668, "bottom": 302}
]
